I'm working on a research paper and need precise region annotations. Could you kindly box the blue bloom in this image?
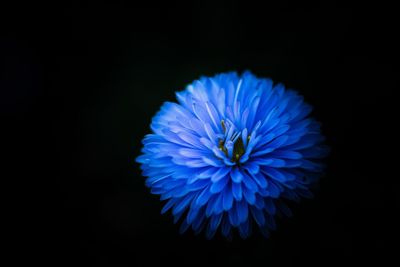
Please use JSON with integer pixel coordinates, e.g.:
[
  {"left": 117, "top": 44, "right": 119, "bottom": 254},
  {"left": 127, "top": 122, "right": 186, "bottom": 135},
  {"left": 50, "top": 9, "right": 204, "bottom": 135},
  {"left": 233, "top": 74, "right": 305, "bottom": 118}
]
[{"left": 136, "top": 71, "right": 329, "bottom": 239}]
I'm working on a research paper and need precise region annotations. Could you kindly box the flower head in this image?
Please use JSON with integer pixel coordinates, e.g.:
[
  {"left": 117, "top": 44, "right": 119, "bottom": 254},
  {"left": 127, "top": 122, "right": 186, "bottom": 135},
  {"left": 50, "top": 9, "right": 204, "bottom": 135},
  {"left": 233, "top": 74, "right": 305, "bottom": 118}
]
[{"left": 136, "top": 71, "right": 328, "bottom": 239}]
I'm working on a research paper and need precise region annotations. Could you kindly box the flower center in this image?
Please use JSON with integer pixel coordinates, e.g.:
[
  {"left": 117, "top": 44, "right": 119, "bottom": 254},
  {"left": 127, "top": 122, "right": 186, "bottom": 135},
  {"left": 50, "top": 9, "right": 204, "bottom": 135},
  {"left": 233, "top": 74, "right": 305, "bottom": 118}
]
[{"left": 218, "top": 120, "right": 249, "bottom": 163}]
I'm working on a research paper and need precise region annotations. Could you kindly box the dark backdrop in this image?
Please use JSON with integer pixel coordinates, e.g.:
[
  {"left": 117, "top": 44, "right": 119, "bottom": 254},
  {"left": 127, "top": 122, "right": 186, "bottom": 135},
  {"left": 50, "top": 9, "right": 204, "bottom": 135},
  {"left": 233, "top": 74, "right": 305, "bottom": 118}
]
[{"left": 2, "top": 1, "right": 399, "bottom": 266}]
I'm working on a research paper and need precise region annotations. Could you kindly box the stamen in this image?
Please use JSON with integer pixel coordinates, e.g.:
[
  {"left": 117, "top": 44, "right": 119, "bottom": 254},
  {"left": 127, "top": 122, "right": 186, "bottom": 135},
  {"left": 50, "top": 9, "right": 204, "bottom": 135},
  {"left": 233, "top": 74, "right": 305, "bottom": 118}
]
[
  {"left": 218, "top": 139, "right": 228, "bottom": 156},
  {"left": 221, "top": 120, "right": 226, "bottom": 133},
  {"left": 218, "top": 119, "right": 251, "bottom": 164}
]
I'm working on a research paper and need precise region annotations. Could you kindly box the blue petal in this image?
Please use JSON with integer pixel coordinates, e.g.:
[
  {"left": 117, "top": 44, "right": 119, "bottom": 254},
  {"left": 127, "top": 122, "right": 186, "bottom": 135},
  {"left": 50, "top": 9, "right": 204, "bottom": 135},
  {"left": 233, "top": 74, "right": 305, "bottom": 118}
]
[
  {"left": 228, "top": 207, "right": 240, "bottom": 227},
  {"left": 205, "top": 224, "right": 217, "bottom": 240},
  {"left": 221, "top": 216, "right": 232, "bottom": 237},
  {"left": 238, "top": 220, "right": 251, "bottom": 239},
  {"left": 266, "top": 135, "right": 289, "bottom": 149},
  {"left": 243, "top": 161, "right": 260, "bottom": 174},
  {"left": 254, "top": 194, "right": 265, "bottom": 209},
  {"left": 172, "top": 194, "right": 195, "bottom": 215},
  {"left": 196, "top": 186, "right": 213, "bottom": 206},
  {"left": 173, "top": 208, "right": 185, "bottom": 223},
  {"left": 250, "top": 172, "right": 268, "bottom": 188},
  {"left": 236, "top": 200, "right": 249, "bottom": 223},
  {"left": 185, "top": 159, "right": 209, "bottom": 168},
  {"left": 209, "top": 213, "right": 223, "bottom": 231},
  {"left": 178, "top": 131, "right": 205, "bottom": 149},
  {"left": 205, "top": 101, "right": 221, "bottom": 131},
  {"left": 265, "top": 214, "right": 276, "bottom": 230},
  {"left": 252, "top": 158, "right": 286, "bottom": 167},
  {"left": 243, "top": 186, "right": 256, "bottom": 204},
  {"left": 204, "top": 123, "right": 218, "bottom": 143},
  {"left": 211, "top": 167, "right": 231, "bottom": 182},
  {"left": 192, "top": 211, "right": 206, "bottom": 232},
  {"left": 187, "top": 207, "right": 201, "bottom": 224},
  {"left": 179, "top": 148, "right": 210, "bottom": 159},
  {"left": 222, "top": 186, "right": 234, "bottom": 211},
  {"left": 232, "top": 182, "right": 243, "bottom": 201},
  {"left": 210, "top": 175, "right": 229, "bottom": 193},
  {"left": 262, "top": 167, "right": 288, "bottom": 183},
  {"left": 301, "top": 159, "right": 324, "bottom": 171},
  {"left": 179, "top": 219, "right": 190, "bottom": 234},
  {"left": 266, "top": 181, "right": 281, "bottom": 198},
  {"left": 269, "top": 150, "right": 302, "bottom": 159},
  {"left": 205, "top": 194, "right": 218, "bottom": 217},
  {"left": 161, "top": 198, "right": 178, "bottom": 214},
  {"left": 202, "top": 156, "right": 224, "bottom": 167},
  {"left": 230, "top": 167, "right": 243, "bottom": 183},
  {"left": 212, "top": 193, "right": 224, "bottom": 215},
  {"left": 242, "top": 172, "right": 258, "bottom": 192},
  {"left": 197, "top": 167, "right": 218, "bottom": 179},
  {"left": 250, "top": 206, "right": 265, "bottom": 226}
]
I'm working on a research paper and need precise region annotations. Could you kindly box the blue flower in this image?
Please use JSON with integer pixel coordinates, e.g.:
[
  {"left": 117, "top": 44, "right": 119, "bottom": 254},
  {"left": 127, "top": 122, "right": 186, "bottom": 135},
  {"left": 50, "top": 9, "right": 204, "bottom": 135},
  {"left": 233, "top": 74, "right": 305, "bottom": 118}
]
[{"left": 136, "top": 71, "right": 329, "bottom": 239}]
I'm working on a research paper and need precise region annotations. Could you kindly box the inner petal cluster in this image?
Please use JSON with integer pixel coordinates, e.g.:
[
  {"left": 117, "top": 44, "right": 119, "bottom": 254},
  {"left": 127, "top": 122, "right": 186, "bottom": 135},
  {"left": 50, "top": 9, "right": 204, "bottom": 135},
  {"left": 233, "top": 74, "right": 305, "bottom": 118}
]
[{"left": 218, "top": 120, "right": 252, "bottom": 164}]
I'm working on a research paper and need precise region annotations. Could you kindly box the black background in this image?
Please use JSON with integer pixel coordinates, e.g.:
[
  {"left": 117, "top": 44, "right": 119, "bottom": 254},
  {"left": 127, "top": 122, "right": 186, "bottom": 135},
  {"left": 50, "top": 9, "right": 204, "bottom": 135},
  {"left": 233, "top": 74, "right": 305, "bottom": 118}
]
[{"left": 2, "top": 1, "right": 399, "bottom": 266}]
